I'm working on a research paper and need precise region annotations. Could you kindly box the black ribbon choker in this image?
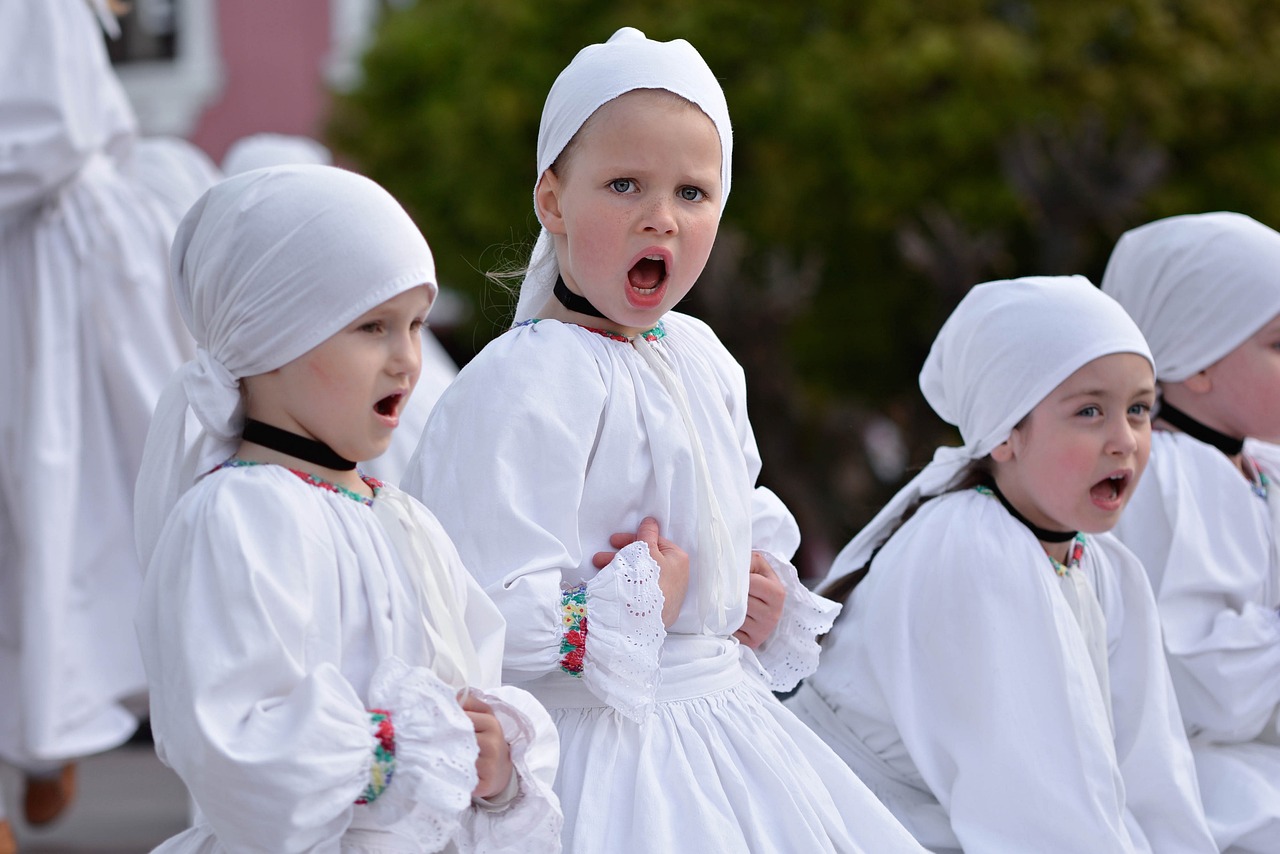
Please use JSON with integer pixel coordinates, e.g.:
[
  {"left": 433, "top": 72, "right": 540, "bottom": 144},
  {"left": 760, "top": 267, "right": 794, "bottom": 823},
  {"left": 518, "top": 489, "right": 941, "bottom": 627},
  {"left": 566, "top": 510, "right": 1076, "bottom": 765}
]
[
  {"left": 242, "top": 418, "right": 357, "bottom": 471},
  {"left": 553, "top": 275, "right": 608, "bottom": 320},
  {"left": 990, "top": 483, "right": 1078, "bottom": 543},
  {"left": 1156, "top": 400, "right": 1245, "bottom": 457}
]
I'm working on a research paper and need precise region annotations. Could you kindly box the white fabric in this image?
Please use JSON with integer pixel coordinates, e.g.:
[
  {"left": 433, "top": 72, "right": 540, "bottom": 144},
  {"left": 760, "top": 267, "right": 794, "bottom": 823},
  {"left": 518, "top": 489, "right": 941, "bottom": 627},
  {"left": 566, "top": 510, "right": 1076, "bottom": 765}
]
[
  {"left": 404, "top": 314, "right": 918, "bottom": 852},
  {"left": 791, "top": 490, "right": 1217, "bottom": 853},
  {"left": 825, "top": 275, "right": 1153, "bottom": 585},
  {"left": 221, "top": 132, "right": 334, "bottom": 177},
  {"left": 1101, "top": 212, "right": 1280, "bottom": 382},
  {"left": 1112, "top": 431, "right": 1280, "bottom": 852},
  {"left": 0, "top": 0, "right": 193, "bottom": 765},
  {"left": 133, "top": 164, "right": 438, "bottom": 566},
  {"left": 128, "top": 136, "right": 222, "bottom": 224},
  {"left": 137, "top": 465, "right": 561, "bottom": 853},
  {"left": 515, "top": 27, "right": 733, "bottom": 322}
]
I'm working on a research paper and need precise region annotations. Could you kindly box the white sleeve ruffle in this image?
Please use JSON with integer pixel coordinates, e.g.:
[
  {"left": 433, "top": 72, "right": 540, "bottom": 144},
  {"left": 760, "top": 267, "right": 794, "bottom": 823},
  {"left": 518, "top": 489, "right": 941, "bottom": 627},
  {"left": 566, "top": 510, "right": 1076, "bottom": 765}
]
[
  {"left": 362, "top": 657, "right": 479, "bottom": 851},
  {"left": 582, "top": 540, "right": 666, "bottom": 721},
  {"left": 456, "top": 686, "right": 563, "bottom": 853},
  {"left": 751, "top": 551, "right": 841, "bottom": 692}
]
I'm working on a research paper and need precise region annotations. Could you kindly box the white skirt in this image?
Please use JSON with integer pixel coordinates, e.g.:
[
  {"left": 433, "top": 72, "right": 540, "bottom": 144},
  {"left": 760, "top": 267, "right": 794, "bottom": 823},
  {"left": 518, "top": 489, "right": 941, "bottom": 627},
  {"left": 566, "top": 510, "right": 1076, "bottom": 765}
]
[
  {"left": 539, "top": 638, "right": 922, "bottom": 854},
  {"left": 1191, "top": 738, "right": 1280, "bottom": 854}
]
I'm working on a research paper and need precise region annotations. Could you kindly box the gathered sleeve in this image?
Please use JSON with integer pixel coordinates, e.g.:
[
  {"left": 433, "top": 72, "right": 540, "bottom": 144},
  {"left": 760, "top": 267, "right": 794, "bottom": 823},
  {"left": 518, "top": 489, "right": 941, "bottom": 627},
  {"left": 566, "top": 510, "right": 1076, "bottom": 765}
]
[
  {"left": 1095, "top": 537, "right": 1218, "bottom": 853},
  {"left": 136, "top": 482, "right": 478, "bottom": 853},
  {"left": 404, "top": 325, "right": 665, "bottom": 721},
  {"left": 868, "top": 497, "right": 1137, "bottom": 853},
  {"left": 1124, "top": 440, "right": 1280, "bottom": 742}
]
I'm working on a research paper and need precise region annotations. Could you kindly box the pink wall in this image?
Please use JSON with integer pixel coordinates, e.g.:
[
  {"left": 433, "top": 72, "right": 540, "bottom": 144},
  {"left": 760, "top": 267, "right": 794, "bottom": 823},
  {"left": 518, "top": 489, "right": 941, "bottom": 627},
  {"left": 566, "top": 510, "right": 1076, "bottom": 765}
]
[{"left": 189, "top": 1, "right": 333, "bottom": 163}]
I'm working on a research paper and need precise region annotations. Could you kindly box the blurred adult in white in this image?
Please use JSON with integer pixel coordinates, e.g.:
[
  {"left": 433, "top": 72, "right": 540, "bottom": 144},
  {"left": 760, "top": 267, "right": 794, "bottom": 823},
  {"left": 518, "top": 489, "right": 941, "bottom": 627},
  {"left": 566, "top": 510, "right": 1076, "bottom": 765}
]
[
  {"left": 0, "top": 0, "right": 194, "bottom": 845},
  {"left": 220, "top": 132, "right": 459, "bottom": 486}
]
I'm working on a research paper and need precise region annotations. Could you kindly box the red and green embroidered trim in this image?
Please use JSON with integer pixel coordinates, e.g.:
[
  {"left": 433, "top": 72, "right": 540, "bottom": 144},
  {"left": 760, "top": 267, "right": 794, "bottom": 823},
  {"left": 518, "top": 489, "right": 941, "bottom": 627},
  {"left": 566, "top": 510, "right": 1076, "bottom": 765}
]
[
  {"left": 218, "top": 458, "right": 382, "bottom": 506},
  {"left": 517, "top": 317, "right": 666, "bottom": 343},
  {"left": 355, "top": 709, "right": 396, "bottom": 805},
  {"left": 559, "top": 582, "right": 588, "bottom": 677}
]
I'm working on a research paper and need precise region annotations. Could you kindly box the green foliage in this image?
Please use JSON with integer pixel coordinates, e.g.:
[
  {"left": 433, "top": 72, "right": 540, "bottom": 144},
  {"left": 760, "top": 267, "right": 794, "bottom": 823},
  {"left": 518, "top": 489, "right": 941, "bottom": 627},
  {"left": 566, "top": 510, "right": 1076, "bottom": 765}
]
[{"left": 329, "top": 0, "right": 1280, "bottom": 559}]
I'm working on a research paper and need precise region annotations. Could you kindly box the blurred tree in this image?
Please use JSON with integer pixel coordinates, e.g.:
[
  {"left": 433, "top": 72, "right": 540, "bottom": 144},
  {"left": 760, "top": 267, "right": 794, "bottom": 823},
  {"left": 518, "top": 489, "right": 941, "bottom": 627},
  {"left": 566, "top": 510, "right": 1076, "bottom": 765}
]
[{"left": 330, "top": 0, "right": 1280, "bottom": 575}]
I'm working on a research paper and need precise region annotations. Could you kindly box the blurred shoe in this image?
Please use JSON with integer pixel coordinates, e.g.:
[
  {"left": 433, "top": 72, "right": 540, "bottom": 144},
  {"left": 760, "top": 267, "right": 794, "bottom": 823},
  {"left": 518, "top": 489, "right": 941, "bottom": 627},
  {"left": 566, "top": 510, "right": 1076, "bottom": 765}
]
[
  {"left": 0, "top": 818, "right": 16, "bottom": 854},
  {"left": 23, "top": 763, "right": 76, "bottom": 825}
]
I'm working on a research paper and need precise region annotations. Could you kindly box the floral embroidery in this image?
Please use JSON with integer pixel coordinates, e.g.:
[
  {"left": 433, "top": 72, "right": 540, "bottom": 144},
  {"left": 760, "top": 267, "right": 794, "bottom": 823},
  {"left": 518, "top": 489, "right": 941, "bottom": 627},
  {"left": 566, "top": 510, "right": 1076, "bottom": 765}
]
[
  {"left": 559, "top": 582, "right": 588, "bottom": 677},
  {"left": 517, "top": 317, "right": 666, "bottom": 343},
  {"left": 355, "top": 709, "right": 396, "bottom": 805},
  {"left": 218, "top": 458, "right": 381, "bottom": 506},
  {"left": 975, "top": 485, "right": 1086, "bottom": 577}
]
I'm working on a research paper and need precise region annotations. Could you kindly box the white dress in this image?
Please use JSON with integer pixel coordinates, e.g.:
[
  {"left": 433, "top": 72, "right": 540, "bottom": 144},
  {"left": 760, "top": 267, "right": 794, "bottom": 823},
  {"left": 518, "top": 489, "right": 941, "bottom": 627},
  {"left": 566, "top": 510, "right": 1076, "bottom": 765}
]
[
  {"left": 404, "top": 313, "right": 924, "bottom": 853},
  {"left": 135, "top": 462, "right": 561, "bottom": 853},
  {"left": 0, "top": 0, "right": 193, "bottom": 768},
  {"left": 788, "top": 489, "right": 1216, "bottom": 853},
  {"left": 1112, "top": 430, "right": 1280, "bottom": 854}
]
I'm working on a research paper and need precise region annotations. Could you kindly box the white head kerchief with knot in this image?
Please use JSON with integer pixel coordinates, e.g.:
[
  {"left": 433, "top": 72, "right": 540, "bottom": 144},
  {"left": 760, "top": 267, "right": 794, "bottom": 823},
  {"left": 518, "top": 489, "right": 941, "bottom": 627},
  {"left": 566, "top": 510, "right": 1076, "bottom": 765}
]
[
  {"left": 134, "top": 164, "right": 437, "bottom": 565},
  {"left": 824, "top": 275, "right": 1154, "bottom": 585},
  {"left": 513, "top": 26, "right": 733, "bottom": 323},
  {"left": 1101, "top": 211, "right": 1280, "bottom": 382}
]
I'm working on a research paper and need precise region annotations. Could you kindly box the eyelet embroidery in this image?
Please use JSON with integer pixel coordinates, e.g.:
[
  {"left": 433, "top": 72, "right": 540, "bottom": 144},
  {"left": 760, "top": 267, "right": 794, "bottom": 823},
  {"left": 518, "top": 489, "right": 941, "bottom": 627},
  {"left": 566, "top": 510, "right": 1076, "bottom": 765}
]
[
  {"left": 517, "top": 317, "right": 666, "bottom": 343},
  {"left": 559, "top": 582, "right": 588, "bottom": 677},
  {"left": 355, "top": 709, "right": 396, "bottom": 805},
  {"left": 975, "top": 486, "right": 1086, "bottom": 577},
  {"left": 218, "top": 458, "right": 382, "bottom": 506}
]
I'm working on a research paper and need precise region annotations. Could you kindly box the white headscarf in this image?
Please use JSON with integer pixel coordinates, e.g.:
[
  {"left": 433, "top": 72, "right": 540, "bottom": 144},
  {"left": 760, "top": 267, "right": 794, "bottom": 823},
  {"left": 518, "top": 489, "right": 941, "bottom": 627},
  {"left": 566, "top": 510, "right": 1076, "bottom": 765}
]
[
  {"left": 825, "top": 275, "right": 1154, "bottom": 583},
  {"left": 1101, "top": 211, "right": 1280, "bottom": 382},
  {"left": 514, "top": 26, "right": 733, "bottom": 323},
  {"left": 135, "top": 164, "right": 438, "bottom": 564}
]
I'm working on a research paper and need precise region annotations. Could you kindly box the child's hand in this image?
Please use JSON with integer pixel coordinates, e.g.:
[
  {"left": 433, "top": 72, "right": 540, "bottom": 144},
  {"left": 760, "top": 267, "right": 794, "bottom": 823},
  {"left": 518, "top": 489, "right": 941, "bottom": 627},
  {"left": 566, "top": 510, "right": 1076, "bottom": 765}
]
[
  {"left": 592, "top": 516, "right": 689, "bottom": 627},
  {"left": 733, "top": 552, "right": 786, "bottom": 649},
  {"left": 460, "top": 692, "right": 514, "bottom": 800}
]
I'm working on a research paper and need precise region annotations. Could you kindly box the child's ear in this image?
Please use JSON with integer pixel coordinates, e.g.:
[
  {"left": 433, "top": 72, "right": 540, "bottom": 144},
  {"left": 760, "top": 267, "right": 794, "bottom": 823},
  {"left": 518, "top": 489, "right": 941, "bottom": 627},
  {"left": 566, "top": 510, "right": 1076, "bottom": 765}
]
[
  {"left": 990, "top": 440, "right": 1014, "bottom": 463},
  {"left": 1183, "top": 369, "right": 1213, "bottom": 395},
  {"left": 535, "top": 170, "right": 566, "bottom": 235}
]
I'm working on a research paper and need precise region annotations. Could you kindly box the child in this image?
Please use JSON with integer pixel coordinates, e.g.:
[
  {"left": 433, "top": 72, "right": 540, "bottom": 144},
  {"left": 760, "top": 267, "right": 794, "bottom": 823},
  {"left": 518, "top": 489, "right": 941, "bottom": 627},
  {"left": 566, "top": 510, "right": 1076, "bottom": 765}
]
[
  {"left": 132, "top": 165, "right": 561, "bottom": 852},
  {"left": 1102, "top": 211, "right": 1280, "bottom": 854},
  {"left": 403, "top": 27, "right": 924, "bottom": 853},
  {"left": 0, "top": 0, "right": 194, "bottom": 844},
  {"left": 786, "top": 276, "right": 1217, "bottom": 852}
]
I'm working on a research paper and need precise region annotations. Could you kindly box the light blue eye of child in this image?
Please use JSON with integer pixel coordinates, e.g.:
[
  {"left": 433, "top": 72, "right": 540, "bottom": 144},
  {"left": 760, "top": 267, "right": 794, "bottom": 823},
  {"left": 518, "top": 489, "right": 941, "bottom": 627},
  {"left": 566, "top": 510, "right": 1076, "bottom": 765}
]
[
  {"left": 1129, "top": 402, "right": 1152, "bottom": 417},
  {"left": 610, "top": 179, "right": 634, "bottom": 193},
  {"left": 680, "top": 186, "right": 704, "bottom": 202},
  {"left": 1078, "top": 405, "right": 1101, "bottom": 417}
]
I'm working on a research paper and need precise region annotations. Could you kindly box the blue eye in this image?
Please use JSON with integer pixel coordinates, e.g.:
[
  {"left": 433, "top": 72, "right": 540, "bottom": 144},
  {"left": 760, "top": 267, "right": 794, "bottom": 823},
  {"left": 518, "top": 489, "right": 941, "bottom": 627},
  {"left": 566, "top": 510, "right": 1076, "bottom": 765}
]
[
  {"left": 679, "top": 186, "right": 706, "bottom": 202},
  {"left": 1077, "top": 405, "right": 1101, "bottom": 418},
  {"left": 1129, "top": 402, "right": 1152, "bottom": 418},
  {"left": 610, "top": 179, "right": 635, "bottom": 193}
]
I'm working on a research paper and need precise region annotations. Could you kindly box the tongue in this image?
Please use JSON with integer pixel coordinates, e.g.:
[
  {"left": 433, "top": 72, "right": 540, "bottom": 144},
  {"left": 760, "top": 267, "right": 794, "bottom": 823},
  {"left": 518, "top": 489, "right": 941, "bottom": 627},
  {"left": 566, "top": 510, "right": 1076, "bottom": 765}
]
[
  {"left": 1090, "top": 479, "right": 1119, "bottom": 502},
  {"left": 628, "top": 258, "right": 664, "bottom": 289}
]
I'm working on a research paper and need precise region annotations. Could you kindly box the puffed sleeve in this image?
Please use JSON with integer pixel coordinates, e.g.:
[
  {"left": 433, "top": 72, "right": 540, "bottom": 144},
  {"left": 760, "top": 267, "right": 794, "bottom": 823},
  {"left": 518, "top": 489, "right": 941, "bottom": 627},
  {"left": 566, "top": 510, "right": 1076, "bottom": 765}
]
[
  {"left": 136, "top": 479, "right": 478, "bottom": 853},
  {"left": 1092, "top": 536, "right": 1218, "bottom": 853},
  {"left": 403, "top": 324, "right": 665, "bottom": 721},
  {"left": 1118, "top": 437, "right": 1280, "bottom": 742},
  {"left": 868, "top": 496, "right": 1138, "bottom": 852},
  {"left": 681, "top": 315, "right": 840, "bottom": 689}
]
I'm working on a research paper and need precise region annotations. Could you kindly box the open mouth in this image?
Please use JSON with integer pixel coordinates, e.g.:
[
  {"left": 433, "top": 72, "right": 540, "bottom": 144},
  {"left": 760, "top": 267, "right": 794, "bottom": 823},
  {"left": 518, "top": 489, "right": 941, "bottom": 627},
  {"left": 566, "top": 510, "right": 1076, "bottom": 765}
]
[
  {"left": 1089, "top": 472, "right": 1129, "bottom": 506},
  {"left": 628, "top": 255, "right": 668, "bottom": 293},
  {"left": 374, "top": 391, "right": 404, "bottom": 419}
]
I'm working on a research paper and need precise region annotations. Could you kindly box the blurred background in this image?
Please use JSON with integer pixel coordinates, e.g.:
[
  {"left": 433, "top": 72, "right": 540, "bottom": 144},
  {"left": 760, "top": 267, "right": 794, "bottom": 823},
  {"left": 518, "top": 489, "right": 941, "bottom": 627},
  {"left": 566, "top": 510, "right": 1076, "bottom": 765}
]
[{"left": 113, "top": 0, "right": 1280, "bottom": 578}]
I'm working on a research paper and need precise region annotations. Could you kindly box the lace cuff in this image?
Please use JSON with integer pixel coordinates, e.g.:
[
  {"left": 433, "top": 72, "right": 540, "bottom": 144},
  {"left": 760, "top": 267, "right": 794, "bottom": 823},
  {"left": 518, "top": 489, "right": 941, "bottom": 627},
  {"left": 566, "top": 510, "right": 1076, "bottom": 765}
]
[
  {"left": 752, "top": 552, "right": 841, "bottom": 692},
  {"left": 360, "top": 657, "right": 479, "bottom": 851},
  {"left": 355, "top": 709, "right": 396, "bottom": 805},
  {"left": 457, "top": 687, "right": 562, "bottom": 853},
  {"left": 580, "top": 540, "right": 665, "bottom": 721}
]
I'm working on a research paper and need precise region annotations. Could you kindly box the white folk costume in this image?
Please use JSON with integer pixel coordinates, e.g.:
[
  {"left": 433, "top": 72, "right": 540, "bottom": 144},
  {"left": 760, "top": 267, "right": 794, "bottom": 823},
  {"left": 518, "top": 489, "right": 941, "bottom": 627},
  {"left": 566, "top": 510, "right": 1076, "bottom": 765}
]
[
  {"left": 217, "top": 132, "right": 459, "bottom": 487},
  {"left": 0, "top": 0, "right": 193, "bottom": 773},
  {"left": 403, "top": 28, "right": 925, "bottom": 854},
  {"left": 133, "top": 166, "right": 561, "bottom": 853},
  {"left": 1104, "top": 212, "right": 1280, "bottom": 854},
  {"left": 788, "top": 277, "right": 1216, "bottom": 853}
]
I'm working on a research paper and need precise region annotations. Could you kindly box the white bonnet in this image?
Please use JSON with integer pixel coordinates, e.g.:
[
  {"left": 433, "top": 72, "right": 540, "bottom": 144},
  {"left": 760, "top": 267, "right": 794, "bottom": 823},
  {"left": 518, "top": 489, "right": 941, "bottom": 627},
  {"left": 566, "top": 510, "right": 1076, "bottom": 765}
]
[
  {"left": 514, "top": 27, "right": 732, "bottom": 322},
  {"left": 135, "top": 164, "right": 437, "bottom": 564},
  {"left": 1101, "top": 211, "right": 1280, "bottom": 382},
  {"left": 826, "top": 275, "right": 1153, "bottom": 581}
]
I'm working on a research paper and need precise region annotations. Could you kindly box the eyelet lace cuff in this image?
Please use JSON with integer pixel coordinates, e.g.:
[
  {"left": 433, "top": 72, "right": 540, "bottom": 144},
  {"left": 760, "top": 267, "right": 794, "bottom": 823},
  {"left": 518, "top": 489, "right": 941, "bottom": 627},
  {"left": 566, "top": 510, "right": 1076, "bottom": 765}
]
[
  {"left": 457, "top": 687, "right": 563, "bottom": 852},
  {"left": 360, "top": 657, "right": 479, "bottom": 851},
  {"left": 579, "top": 540, "right": 665, "bottom": 721},
  {"left": 752, "top": 552, "right": 841, "bottom": 692}
]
